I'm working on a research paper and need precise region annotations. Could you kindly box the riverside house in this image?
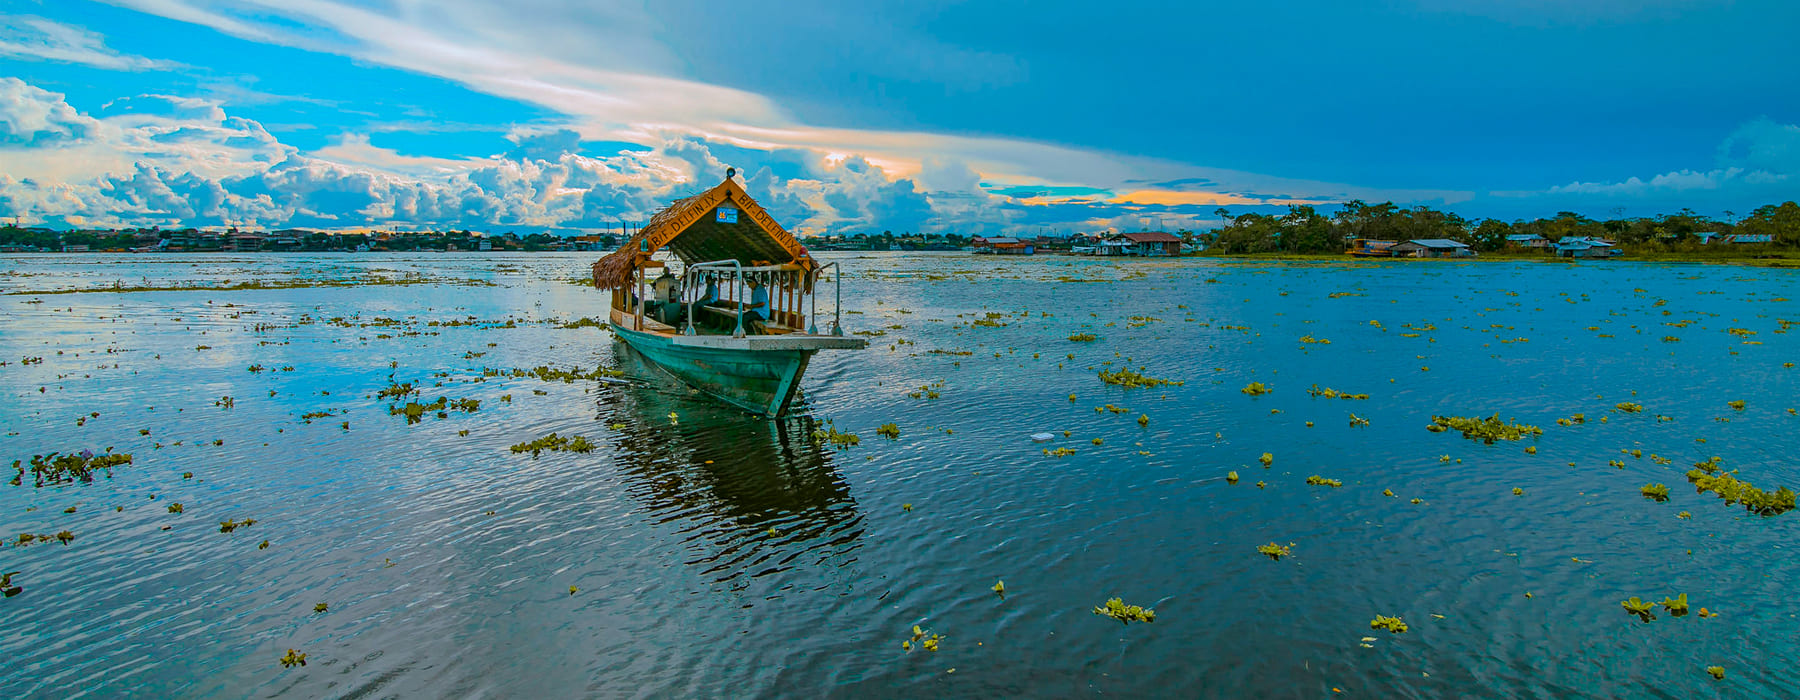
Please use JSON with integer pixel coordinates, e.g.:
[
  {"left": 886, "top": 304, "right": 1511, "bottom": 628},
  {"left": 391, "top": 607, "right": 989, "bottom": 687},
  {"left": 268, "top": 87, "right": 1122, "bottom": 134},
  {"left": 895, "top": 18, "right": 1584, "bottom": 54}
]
[
  {"left": 1553, "top": 236, "right": 1621, "bottom": 258},
  {"left": 1389, "top": 239, "right": 1475, "bottom": 258}
]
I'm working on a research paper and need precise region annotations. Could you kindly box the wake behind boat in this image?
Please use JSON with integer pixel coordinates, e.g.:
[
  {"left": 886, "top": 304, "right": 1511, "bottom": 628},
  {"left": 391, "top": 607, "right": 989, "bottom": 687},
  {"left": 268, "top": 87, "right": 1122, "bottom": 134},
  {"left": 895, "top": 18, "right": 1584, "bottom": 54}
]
[{"left": 590, "top": 170, "right": 866, "bottom": 416}]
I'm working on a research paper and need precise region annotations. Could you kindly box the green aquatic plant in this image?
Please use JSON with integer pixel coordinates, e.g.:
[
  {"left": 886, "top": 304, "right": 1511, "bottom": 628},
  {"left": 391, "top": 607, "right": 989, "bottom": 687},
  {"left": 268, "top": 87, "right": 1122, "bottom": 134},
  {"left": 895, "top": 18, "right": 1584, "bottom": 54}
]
[
  {"left": 13, "top": 451, "right": 133, "bottom": 487},
  {"left": 1685, "top": 463, "right": 1795, "bottom": 516},
  {"left": 1427, "top": 414, "right": 1542, "bottom": 444},
  {"left": 1305, "top": 476, "right": 1342, "bottom": 487},
  {"left": 509, "top": 433, "right": 596, "bottom": 457},
  {"left": 376, "top": 381, "right": 415, "bottom": 400},
  {"left": 875, "top": 423, "right": 900, "bottom": 439},
  {"left": 1641, "top": 484, "right": 1670, "bottom": 502},
  {"left": 1043, "top": 447, "right": 1077, "bottom": 457},
  {"left": 1227, "top": 471, "right": 1240, "bottom": 484},
  {"left": 992, "top": 580, "right": 1005, "bottom": 597},
  {"left": 1137, "top": 414, "right": 1149, "bottom": 427},
  {"left": 1259, "top": 452, "right": 1273, "bottom": 467},
  {"left": 1706, "top": 666, "right": 1724, "bottom": 680},
  {"left": 1615, "top": 402, "right": 1644, "bottom": 413},
  {"left": 1098, "top": 367, "right": 1181, "bottom": 388},
  {"left": 2, "top": 571, "right": 20, "bottom": 597},
  {"left": 167, "top": 503, "right": 183, "bottom": 514},
  {"left": 314, "top": 603, "right": 328, "bottom": 613},
  {"left": 1661, "top": 593, "right": 1689, "bottom": 617},
  {"left": 1068, "top": 333, "right": 1098, "bottom": 342},
  {"left": 1241, "top": 382, "right": 1272, "bottom": 396},
  {"left": 1257, "top": 542, "right": 1291, "bottom": 560},
  {"left": 1512, "top": 487, "right": 1525, "bottom": 496},
  {"left": 1622, "top": 597, "right": 1656, "bottom": 622},
  {"left": 1348, "top": 413, "right": 1370, "bottom": 427},
  {"left": 811, "top": 427, "right": 861, "bottom": 449},
  {"left": 279, "top": 649, "right": 307, "bottom": 668},
  {"left": 1369, "top": 615, "right": 1407, "bottom": 633},
  {"left": 1093, "top": 597, "right": 1156, "bottom": 624},
  {"left": 1727, "top": 400, "right": 1745, "bottom": 411}
]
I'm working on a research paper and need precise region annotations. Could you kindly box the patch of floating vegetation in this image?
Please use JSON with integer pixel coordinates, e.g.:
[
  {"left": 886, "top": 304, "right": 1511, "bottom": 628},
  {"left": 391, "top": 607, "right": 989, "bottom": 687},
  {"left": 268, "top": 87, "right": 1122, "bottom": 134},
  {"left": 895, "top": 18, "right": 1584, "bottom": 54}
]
[
  {"left": 558, "top": 317, "right": 605, "bottom": 329},
  {"left": 510, "top": 433, "right": 596, "bottom": 457},
  {"left": 483, "top": 365, "right": 625, "bottom": 382},
  {"left": 1425, "top": 414, "right": 1543, "bottom": 444},
  {"left": 4, "top": 276, "right": 493, "bottom": 295},
  {"left": 1349, "top": 413, "right": 1370, "bottom": 428},
  {"left": 1641, "top": 484, "right": 1670, "bottom": 502},
  {"left": 1727, "top": 400, "right": 1745, "bottom": 411},
  {"left": 1369, "top": 615, "right": 1408, "bottom": 633},
  {"left": 279, "top": 649, "right": 307, "bottom": 668},
  {"left": 811, "top": 425, "right": 861, "bottom": 449},
  {"left": 1305, "top": 385, "right": 1368, "bottom": 400},
  {"left": 218, "top": 518, "right": 257, "bottom": 533},
  {"left": 388, "top": 396, "right": 480, "bottom": 423},
  {"left": 1685, "top": 457, "right": 1795, "bottom": 516},
  {"left": 1662, "top": 593, "right": 1690, "bottom": 617},
  {"left": 1094, "top": 597, "right": 1156, "bottom": 624},
  {"left": 1555, "top": 413, "right": 1587, "bottom": 426},
  {"left": 1257, "top": 542, "right": 1291, "bottom": 560},
  {"left": 1241, "top": 382, "right": 1272, "bottom": 396},
  {"left": 1615, "top": 402, "right": 1645, "bottom": 413},
  {"left": 1043, "top": 447, "right": 1077, "bottom": 457},
  {"left": 875, "top": 423, "right": 900, "bottom": 439},
  {"left": 1068, "top": 333, "right": 1098, "bottom": 342},
  {"left": 1622, "top": 597, "right": 1657, "bottom": 622},
  {"left": 1305, "top": 475, "right": 1342, "bottom": 487},
  {"left": 902, "top": 624, "right": 943, "bottom": 652},
  {"left": 1707, "top": 666, "right": 1725, "bottom": 680},
  {"left": 1098, "top": 367, "right": 1181, "bottom": 388},
  {"left": 1259, "top": 452, "right": 1274, "bottom": 467},
  {"left": 9, "top": 450, "right": 132, "bottom": 487},
  {"left": 2, "top": 571, "right": 21, "bottom": 597}
]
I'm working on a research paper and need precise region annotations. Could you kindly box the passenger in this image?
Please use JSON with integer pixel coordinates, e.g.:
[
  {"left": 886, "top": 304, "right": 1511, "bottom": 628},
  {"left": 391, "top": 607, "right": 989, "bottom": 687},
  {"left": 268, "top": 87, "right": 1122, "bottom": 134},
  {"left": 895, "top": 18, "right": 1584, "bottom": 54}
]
[
  {"left": 742, "top": 277, "right": 770, "bottom": 334},
  {"left": 700, "top": 276, "right": 720, "bottom": 306}
]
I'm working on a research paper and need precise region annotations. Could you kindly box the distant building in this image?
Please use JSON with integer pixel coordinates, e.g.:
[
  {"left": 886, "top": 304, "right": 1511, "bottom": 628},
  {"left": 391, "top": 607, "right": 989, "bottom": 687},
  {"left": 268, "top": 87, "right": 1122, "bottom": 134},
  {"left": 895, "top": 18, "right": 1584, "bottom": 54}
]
[
  {"left": 1118, "top": 231, "right": 1183, "bottom": 256},
  {"left": 1390, "top": 239, "right": 1475, "bottom": 258},
  {"left": 1726, "top": 233, "right": 1774, "bottom": 244},
  {"left": 1554, "top": 236, "right": 1621, "bottom": 258},
  {"left": 1346, "top": 239, "right": 1397, "bottom": 257},
  {"left": 61, "top": 244, "right": 90, "bottom": 252},
  {"left": 1505, "top": 233, "right": 1550, "bottom": 249},
  {"left": 971, "top": 236, "right": 1034, "bottom": 255}
]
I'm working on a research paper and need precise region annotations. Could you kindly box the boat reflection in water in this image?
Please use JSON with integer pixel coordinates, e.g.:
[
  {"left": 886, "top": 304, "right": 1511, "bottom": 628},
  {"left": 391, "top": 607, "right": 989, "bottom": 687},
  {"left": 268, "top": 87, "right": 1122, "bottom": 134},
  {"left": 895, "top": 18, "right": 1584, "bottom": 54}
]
[{"left": 599, "top": 342, "right": 865, "bottom": 585}]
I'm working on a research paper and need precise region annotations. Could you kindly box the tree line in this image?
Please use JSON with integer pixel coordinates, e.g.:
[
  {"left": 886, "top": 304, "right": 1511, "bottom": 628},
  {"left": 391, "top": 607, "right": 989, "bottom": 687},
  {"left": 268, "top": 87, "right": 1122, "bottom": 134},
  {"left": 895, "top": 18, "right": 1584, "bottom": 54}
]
[{"left": 1202, "top": 201, "right": 1800, "bottom": 254}]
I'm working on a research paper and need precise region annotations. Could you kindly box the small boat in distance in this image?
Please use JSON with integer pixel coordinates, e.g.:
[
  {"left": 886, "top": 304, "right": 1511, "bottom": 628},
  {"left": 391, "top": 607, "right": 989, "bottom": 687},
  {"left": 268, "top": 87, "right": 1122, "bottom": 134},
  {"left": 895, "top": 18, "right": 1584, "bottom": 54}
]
[{"left": 591, "top": 170, "right": 866, "bottom": 416}]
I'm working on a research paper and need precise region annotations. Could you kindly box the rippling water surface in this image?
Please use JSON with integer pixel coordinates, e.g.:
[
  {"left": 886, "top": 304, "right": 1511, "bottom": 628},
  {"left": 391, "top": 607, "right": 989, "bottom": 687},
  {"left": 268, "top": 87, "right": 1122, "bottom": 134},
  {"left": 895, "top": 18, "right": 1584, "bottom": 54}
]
[{"left": 2, "top": 252, "right": 1797, "bottom": 698}]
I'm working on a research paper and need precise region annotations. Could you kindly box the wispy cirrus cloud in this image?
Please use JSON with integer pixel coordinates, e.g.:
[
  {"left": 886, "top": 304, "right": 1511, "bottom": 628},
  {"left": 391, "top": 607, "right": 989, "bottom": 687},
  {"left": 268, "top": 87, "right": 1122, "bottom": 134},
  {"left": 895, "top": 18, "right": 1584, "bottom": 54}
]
[{"left": 0, "top": 14, "right": 180, "bottom": 71}]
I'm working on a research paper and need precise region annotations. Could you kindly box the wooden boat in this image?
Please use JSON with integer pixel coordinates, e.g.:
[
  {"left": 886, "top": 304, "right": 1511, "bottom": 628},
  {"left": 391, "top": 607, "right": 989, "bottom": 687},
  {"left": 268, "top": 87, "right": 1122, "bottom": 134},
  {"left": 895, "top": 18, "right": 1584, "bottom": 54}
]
[{"left": 591, "top": 171, "right": 866, "bottom": 416}]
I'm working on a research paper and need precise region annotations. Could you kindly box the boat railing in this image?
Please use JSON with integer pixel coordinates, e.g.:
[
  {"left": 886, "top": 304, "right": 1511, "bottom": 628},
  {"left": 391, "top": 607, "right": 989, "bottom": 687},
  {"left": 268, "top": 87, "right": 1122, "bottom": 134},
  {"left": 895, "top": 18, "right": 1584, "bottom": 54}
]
[
  {"left": 808, "top": 262, "right": 844, "bottom": 336},
  {"left": 681, "top": 259, "right": 744, "bottom": 337}
]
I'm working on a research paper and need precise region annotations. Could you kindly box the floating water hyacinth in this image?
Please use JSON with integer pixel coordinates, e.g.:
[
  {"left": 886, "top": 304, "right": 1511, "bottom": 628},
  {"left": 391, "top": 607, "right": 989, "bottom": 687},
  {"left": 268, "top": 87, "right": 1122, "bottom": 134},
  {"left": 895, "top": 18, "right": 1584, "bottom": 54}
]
[
  {"left": 1641, "top": 484, "right": 1670, "bottom": 502},
  {"left": 1305, "top": 476, "right": 1342, "bottom": 487},
  {"left": 1137, "top": 414, "right": 1149, "bottom": 427},
  {"left": 1227, "top": 471, "right": 1240, "bottom": 484},
  {"left": 875, "top": 423, "right": 900, "bottom": 439},
  {"left": 510, "top": 433, "right": 596, "bottom": 457},
  {"left": 1349, "top": 413, "right": 1370, "bottom": 427},
  {"left": 1727, "top": 400, "right": 1745, "bottom": 411},
  {"left": 1259, "top": 453, "right": 1274, "bottom": 467},
  {"left": 1093, "top": 597, "right": 1155, "bottom": 624},
  {"left": 314, "top": 603, "right": 328, "bottom": 613},
  {"left": 1512, "top": 487, "right": 1525, "bottom": 496},
  {"left": 1706, "top": 666, "right": 1725, "bottom": 680},
  {"left": 1427, "top": 414, "right": 1542, "bottom": 443},
  {"left": 12, "top": 451, "right": 133, "bottom": 487},
  {"left": 1068, "top": 333, "right": 1098, "bottom": 342},
  {"left": 1043, "top": 447, "right": 1077, "bottom": 457},
  {"left": 1622, "top": 597, "right": 1656, "bottom": 622},
  {"left": 1685, "top": 460, "right": 1795, "bottom": 516},
  {"left": 1098, "top": 367, "right": 1180, "bottom": 388},
  {"left": 1369, "top": 615, "right": 1407, "bottom": 633},
  {"left": 1241, "top": 382, "right": 1272, "bottom": 396},
  {"left": 1661, "top": 593, "right": 1689, "bottom": 616},
  {"left": 279, "top": 649, "right": 306, "bottom": 668},
  {"left": 992, "top": 580, "right": 1005, "bottom": 597},
  {"left": 1257, "top": 542, "right": 1291, "bottom": 560},
  {"left": 1615, "top": 402, "right": 1645, "bottom": 413}
]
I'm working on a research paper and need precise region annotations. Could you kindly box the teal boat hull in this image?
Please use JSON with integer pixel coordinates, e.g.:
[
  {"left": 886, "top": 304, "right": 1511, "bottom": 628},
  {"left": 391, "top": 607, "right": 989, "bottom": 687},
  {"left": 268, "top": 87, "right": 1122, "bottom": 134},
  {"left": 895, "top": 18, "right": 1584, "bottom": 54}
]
[{"left": 612, "top": 323, "right": 833, "bottom": 416}]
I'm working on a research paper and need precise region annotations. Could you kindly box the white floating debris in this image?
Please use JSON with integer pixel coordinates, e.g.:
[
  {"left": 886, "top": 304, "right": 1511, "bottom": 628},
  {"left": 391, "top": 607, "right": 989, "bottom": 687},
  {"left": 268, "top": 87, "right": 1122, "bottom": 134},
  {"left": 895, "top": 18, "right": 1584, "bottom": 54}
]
[{"left": 1030, "top": 432, "right": 1055, "bottom": 443}]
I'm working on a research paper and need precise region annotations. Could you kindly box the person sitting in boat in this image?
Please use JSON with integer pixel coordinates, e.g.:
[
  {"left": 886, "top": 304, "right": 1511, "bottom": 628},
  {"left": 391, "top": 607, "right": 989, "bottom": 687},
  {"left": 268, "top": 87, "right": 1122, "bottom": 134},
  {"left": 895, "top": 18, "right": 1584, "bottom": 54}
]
[
  {"left": 699, "top": 276, "right": 720, "bottom": 307},
  {"left": 742, "top": 277, "right": 770, "bottom": 333}
]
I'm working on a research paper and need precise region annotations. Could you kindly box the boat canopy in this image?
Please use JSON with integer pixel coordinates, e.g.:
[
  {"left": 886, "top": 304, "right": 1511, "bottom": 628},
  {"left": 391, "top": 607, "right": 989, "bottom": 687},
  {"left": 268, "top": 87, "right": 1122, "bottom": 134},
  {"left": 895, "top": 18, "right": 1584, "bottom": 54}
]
[{"left": 592, "top": 175, "right": 816, "bottom": 290}]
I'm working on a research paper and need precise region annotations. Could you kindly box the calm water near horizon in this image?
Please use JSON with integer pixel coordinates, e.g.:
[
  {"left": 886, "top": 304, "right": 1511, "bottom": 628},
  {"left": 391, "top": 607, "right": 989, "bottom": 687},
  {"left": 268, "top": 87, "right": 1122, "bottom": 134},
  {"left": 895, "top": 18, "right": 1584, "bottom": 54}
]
[{"left": 2, "top": 251, "right": 1797, "bottom": 698}]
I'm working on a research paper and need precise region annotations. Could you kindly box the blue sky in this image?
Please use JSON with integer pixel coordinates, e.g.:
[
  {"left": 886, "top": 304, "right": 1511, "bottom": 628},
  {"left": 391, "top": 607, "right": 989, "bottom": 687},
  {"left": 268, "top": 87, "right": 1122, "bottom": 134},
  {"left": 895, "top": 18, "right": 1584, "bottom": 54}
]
[{"left": 1, "top": 0, "right": 1796, "bottom": 235}]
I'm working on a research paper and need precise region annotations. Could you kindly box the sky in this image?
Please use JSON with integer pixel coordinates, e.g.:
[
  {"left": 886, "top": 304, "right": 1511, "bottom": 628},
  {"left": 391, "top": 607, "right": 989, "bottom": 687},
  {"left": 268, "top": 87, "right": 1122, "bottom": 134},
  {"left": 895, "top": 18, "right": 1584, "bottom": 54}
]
[{"left": 0, "top": 0, "right": 1797, "bottom": 236}]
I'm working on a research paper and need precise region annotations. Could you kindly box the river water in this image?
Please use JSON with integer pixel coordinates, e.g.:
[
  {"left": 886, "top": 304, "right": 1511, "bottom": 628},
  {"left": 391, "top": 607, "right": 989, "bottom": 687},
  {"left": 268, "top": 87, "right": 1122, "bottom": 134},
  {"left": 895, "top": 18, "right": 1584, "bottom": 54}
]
[{"left": 1, "top": 252, "right": 1796, "bottom": 698}]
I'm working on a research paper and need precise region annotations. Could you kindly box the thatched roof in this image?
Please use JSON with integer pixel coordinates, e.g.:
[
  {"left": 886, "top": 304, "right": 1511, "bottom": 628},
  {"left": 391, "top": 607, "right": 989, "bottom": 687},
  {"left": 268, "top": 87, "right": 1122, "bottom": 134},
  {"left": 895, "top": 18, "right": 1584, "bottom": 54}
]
[{"left": 591, "top": 177, "right": 814, "bottom": 289}]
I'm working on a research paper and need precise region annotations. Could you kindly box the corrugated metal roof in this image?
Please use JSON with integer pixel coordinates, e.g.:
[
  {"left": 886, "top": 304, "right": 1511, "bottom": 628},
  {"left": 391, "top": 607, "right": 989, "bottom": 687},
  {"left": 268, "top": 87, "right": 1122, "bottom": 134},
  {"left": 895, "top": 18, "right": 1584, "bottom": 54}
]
[
  {"left": 1121, "top": 231, "right": 1182, "bottom": 243},
  {"left": 1406, "top": 239, "right": 1469, "bottom": 248}
]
